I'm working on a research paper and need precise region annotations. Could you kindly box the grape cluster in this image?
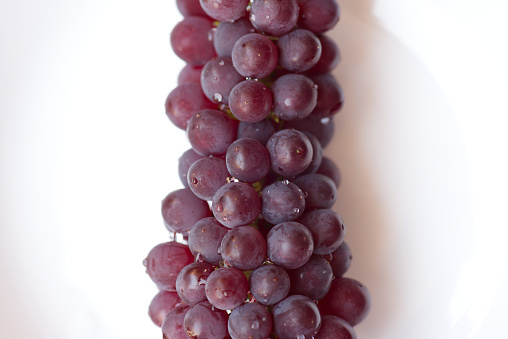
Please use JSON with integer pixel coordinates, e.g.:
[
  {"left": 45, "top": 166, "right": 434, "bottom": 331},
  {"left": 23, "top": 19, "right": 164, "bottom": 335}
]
[{"left": 145, "top": 0, "right": 371, "bottom": 338}]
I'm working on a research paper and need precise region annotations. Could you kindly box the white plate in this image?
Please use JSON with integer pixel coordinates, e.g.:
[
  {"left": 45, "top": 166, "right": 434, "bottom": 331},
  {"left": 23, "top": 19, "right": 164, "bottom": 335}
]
[{"left": 1, "top": 0, "right": 507, "bottom": 338}]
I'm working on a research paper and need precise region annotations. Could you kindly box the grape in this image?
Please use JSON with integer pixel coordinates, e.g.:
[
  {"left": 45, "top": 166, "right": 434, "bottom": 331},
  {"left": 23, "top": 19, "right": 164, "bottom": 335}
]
[
  {"left": 229, "top": 80, "right": 273, "bottom": 123},
  {"left": 272, "top": 295, "right": 321, "bottom": 339},
  {"left": 249, "top": 0, "right": 299, "bottom": 37},
  {"left": 212, "top": 182, "right": 261, "bottom": 228},
  {"left": 277, "top": 29, "right": 322, "bottom": 73},
  {"left": 285, "top": 115, "right": 335, "bottom": 149},
  {"left": 170, "top": 16, "right": 216, "bottom": 66},
  {"left": 165, "top": 82, "right": 217, "bottom": 130},
  {"left": 161, "top": 188, "right": 212, "bottom": 234},
  {"left": 266, "top": 129, "right": 313, "bottom": 177},
  {"left": 318, "top": 277, "right": 371, "bottom": 326},
  {"left": 261, "top": 180, "right": 305, "bottom": 224},
  {"left": 148, "top": 290, "right": 181, "bottom": 327},
  {"left": 161, "top": 304, "right": 191, "bottom": 339},
  {"left": 300, "top": 131, "right": 323, "bottom": 175},
  {"left": 237, "top": 119, "right": 278, "bottom": 146},
  {"left": 144, "top": 242, "right": 195, "bottom": 291},
  {"left": 200, "top": 56, "right": 244, "bottom": 104},
  {"left": 228, "top": 303, "right": 273, "bottom": 339},
  {"left": 178, "top": 148, "right": 205, "bottom": 188},
  {"left": 271, "top": 73, "right": 318, "bottom": 121},
  {"left": 315, "top": 315, "right": 357, "bottom": 339},
  {"left": 328, "top": 241, "right": 352, "bottom": 278},
  {"left": 213, "top": 17, "right": 255, "bottom": 57},
  {"left": 176, "top": 261, "right": 215, "bottom": 306},
  {"left": 220, "top": 225, "right": 267, "bottom": 270},
  {"left": 205, "top": 267, "right": 249, "bottom": 310},
  {"left": 294, "top": 173, "right": 337, "bottom": 210},
  {"left": 296, "top": 0, "right": 340, "bottom": 34},
  {"left": 178, "top": 64, "right": 204, "bottom": 85},
  {"left": 199, "top": 0, "right": 249, "bottom": 22},
  {"left": 266, "top": 221, "right": 313, "bottom": 269},
  {"left": 249, "top": 264, "right": 290, "bottom": 305},
  {"left": 287, "top": 255, "right": 333, "bottom": 300},
  {"left": 316, "top": 156, "right": 341, "bottom": 187},
  {"left": 231, "top": 33, "right": 278, "bottom": 79},
  {"left": 310, "top": 73, "right": 344, "bottom": 118},
  {"left": 225, "top": 138, "right": 270, "bottom": 183},
  {"left": 187, "top": 109, "right": 238, "bottom": 156},
  {"left": 176, "top": 0, "right": 208, "bottom": 17},
  {"left": 188, "top": 217, "right": 229, "bottom": 265},
  {"left": 184, "top": 301, "right": 229, "bottom": 339},
  {"left": 298, "top": 209, "right": 345, "bottom": 255},
  {"left": 306, "top": 34, "right": 341, "bottom": 75},
  {"left": 187, "top": 156, "right": 230, "bottom": 201}
]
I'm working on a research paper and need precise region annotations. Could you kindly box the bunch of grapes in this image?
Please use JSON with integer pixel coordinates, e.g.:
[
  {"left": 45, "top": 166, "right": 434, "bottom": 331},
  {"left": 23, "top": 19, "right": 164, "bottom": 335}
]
[{"left": 144, "top": 0, "right": 371, "bottom": 337}]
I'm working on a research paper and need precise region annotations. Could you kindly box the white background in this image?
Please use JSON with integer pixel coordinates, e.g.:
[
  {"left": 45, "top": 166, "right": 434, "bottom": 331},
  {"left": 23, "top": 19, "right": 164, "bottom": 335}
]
[{"left": 1, "top": 0, "right": 508, "bottom": 338}]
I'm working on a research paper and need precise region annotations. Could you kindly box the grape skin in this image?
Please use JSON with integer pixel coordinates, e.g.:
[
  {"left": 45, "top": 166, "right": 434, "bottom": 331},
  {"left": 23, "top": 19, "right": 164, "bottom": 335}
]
[
  {"left": 249, "top": 264, "right": 291, "bottom": 305},
  {"left": 188, "top": 217, "right": 229, "bottom": 265},
  {"left": 228, "top": 302, "right": 273, "bottom": 339},
  {"left": 148, "top": 290, "right": 181, "bottom": 327},
  {"left": 272, "top": 294, "right": 322, "bottom": 339},
  {"left": 266, "top": 221, "right": 314, "bottom": 269}
]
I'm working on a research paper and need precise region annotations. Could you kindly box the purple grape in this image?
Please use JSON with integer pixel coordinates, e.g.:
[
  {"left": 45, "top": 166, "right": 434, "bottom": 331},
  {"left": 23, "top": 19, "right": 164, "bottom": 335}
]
[
  {"left": 249, "top": 0, "right": 299, "bottom": 37},
  {"left": 266, "top": 129, "right": 313, "bottom": 177},
  {"left": 294, "top": 173, "right": 337, "bottom": 210},
  {"left": 318, "top": 278, "right": 371, "bottom": 326},
  {"left": 201, "top": 56, "right": 244, "bottom": 104},
  {"left": 228, "top": 303, "right": 273, "bottom": 339},
  {"left": 249, "top": 264, "right": 290, "bottom": 305},
  {"left": 287, "top": 255, "right": 333, "bottom": 300},
  {"left": 310, "top": 73, "right": 344, "bottom": 118},
  {"left": 170, "top": 16, "right": 216, "bottom": 66},
  {"left": 229, "top": 80, "right": 273, "bottom": 123},
  {"left": 315, "top": 315, "right": 357, "bottom": 339},
  {"left": 187, "top": 156, "right": 230, "bottom": 201},
  {"left": 188, "top": 217, "right": 229, "bottom": 265},
  {"left": 213, "top": 17, "right": 256, "bottom": 57},
  {"left": 296, "top": 0, "right": 340, "bottom": 34},
  {"left": 187, "top": 109, "right": 238, "bottom": 156},
  {"left": 212, "top": 182, "right": 261, "bottom": 228},
  {"left": 285, "top": 115, "right": 335, "bottom": 148},
  {"left": 231, "top": 33, "right": 278, "bottom": 79},
  {"left": 199, "top": 0, "right": 249, "bottom": 22},
  {"left": 176, "top": 261, "right": 215, "bottom": 306},
  {"left": 277, "top": 29, "right": 322, "bottom": 72},
  {"left": 306, "top": 34, "right": 341, "bottom": 75},
  {"left": 225, "top": 138, "right": 270, "bottom": 183},
  {"left": 316, "top": 156, "right": 341, "bottom": 187},
  {"left": 237, "top": 119, "right": 278, "bottom": 146},
  {"left": 271, "top": 74, "right": 317, "bottom": 121},
  {"left": 298, "top": 209, "right": 345, "bottom": 255},
  {"left": 161, "top": 188, "right": 211, "bottom": 234},
  {"left": 220, "top": 225, "right": 267, "bottom": 270},
  {"left": 165, "top": 82, "right": 217, "bottom": 130},
  {"left": 300, "top": 131, "right": 323, "bottom": 174},
  {"left": 161, "top": 304, "right": 191, "bottom": 339},
  {"left": 184, "top": 301, "right": 229, "bottom": 339},
  {"left": 261, "top": 180, "right": 305, "bottom": 224},
  {"left": 178, "top": 148, "right": 205, "bottom": 188},
  {"left": 272, "top": 295, "right": 321, "bottom": 339},
  {"left": 178, "top": 64, "right": 204, "bottom": 85},
  {"left": 176, "top": 0, "right": 209, "bottom": 17},
  {"left": 205, "top": 267, "right": 249, "bottom": 310},
  {"left": 266, "top": 221, "right": 313, "bottom": 269},
  {"left": 328, "top": 241, "right": 352, "bottom": 278},
  {"left": 144, "top": 242, "right": 195, "bottom": 291},
  {"left": 148, "top": 290, "right": 181, "bottom": 327}
]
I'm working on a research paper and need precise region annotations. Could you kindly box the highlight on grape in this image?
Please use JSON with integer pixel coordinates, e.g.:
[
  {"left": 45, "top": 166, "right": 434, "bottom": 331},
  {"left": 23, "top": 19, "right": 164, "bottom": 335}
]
[{"left": 144, "top": 0, "right": 370, "bottom": 337}]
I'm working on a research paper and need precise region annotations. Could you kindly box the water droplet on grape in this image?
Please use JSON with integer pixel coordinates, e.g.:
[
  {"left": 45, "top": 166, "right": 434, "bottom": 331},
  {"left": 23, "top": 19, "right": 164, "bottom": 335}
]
[
  {"left": 313, "top": 300, "right": 319, "bottom": 305},
  {"left": 284, "top": 98, "right": 292, "bottom": 106},
  {"left": 320, "top": 117, "right": 330, "bottom": 124},
  {"left": 191, "top": 178, "right": 198, "bottom": 184},
  {"left": 251, "top": 321, "right": 260, "bottom": 329},
  {"left": 282, "top": 179, "right": 289, "bottom": 185},
  {"left": 213, "top": 92, "right": 223, "bottom": 102},
  {"left": 250, "top": 14, "right": 255, "bottom": 22},
  {"left": 142, "top": 258, "right": 147, "bottom": 267},
  {"left": 198, "top": 277, "right": 207, "bottom": 285},
  {"left": 219, "top": 60, "right": 225, "bottom": 66},
  {"left": 313, "top": 83, "right": 318, "bottom": 90},
  {"left": 299, "top": 273, "right": 304, "bottom": 279},
  {"left": 293, "top": 207, "right": 300, "bottom": 213},
  {"left": 265, "top": 15, "right": 270, "bottom": 19},
  {"left": 216, "top": 204, "right": 224, "bottom": 212},
  {"left": 297, "top": 334, "right": 305, "bottom": 339},
  {"left": 223, "top": 291, "right": 229, "bottom": 296},
  {"left": 332, "top": 275, "right": 336, "bottom": 280}
]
